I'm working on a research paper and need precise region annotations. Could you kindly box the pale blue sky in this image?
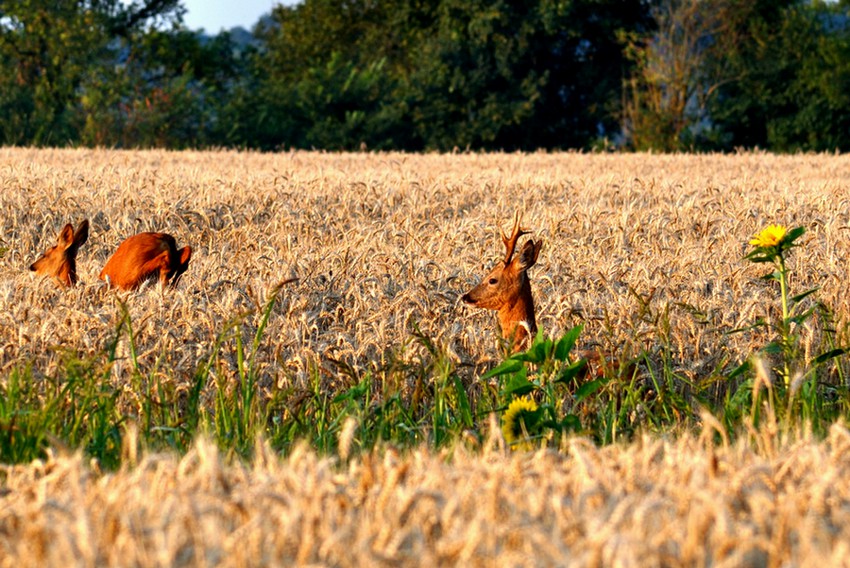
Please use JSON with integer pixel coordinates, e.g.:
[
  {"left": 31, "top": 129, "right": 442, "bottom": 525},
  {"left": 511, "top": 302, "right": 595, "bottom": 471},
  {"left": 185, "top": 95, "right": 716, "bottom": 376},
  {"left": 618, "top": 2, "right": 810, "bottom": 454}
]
[{"left": 181, "top": 0, "right": 289, "bottom": 33}]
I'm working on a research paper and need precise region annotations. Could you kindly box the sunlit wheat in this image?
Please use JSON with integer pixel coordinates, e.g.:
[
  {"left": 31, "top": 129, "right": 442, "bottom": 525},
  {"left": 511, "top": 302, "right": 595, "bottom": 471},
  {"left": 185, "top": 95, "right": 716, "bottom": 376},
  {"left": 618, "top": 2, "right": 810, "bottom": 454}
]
[{"left": 3, "top": 148, "right": 850, "bottom": 564}]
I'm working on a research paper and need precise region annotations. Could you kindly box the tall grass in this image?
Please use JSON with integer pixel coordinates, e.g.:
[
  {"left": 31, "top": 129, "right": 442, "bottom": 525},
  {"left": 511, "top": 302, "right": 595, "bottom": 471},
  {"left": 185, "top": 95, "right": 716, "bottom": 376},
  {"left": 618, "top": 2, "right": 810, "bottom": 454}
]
[
  {"left": 2, "top": 288, "right": 847, "bottom": 468},
  {"left": 5, "top": 422, "right": 850, "bottom": 566},
  {"left": 3, "top": 149, "right": 850, "bottom": 468}
]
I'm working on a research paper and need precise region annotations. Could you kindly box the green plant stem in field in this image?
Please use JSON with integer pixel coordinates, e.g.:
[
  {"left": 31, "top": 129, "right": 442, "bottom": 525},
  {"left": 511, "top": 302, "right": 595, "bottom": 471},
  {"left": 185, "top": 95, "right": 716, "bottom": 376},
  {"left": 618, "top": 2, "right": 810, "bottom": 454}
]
[
  {"left": 740, "top": 223, "right": 850, "bottom": 431},
  {"left": 778, "top": 254, "right": 791, "bottom": 385},
  {"left": 778, "top": 255, "right": 789, "bottom": 328}
]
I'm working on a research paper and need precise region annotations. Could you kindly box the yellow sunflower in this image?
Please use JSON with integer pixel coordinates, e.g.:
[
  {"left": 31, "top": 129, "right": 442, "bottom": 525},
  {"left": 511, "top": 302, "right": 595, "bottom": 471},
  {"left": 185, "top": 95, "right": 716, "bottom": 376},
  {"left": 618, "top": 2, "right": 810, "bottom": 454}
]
[
  {"left": 502, "top": 396, "right": 539, "bottom": 450},
  {"left": 750, "top": 224, "right": 787, "bottom": 248}
]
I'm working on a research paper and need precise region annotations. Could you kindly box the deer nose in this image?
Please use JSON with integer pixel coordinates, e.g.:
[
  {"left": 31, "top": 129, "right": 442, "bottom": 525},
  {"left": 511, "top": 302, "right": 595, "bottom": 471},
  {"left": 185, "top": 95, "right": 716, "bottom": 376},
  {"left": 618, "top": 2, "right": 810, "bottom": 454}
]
[{"left": 461, "top": 293, "right": 473, "bottom": 304}]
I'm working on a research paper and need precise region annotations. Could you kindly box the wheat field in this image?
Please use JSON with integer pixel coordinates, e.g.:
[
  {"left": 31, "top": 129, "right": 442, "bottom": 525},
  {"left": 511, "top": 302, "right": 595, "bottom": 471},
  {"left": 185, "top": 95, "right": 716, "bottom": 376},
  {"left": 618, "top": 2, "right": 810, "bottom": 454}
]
[
  {"left": 3, "top": 424, "right": 850, "bottom": 566},
  {"left": 4, "top": 149, "right": 850, "bottom": 388},
  {"left": 3, "top": 148, "right": 850, "bottom": 564}
]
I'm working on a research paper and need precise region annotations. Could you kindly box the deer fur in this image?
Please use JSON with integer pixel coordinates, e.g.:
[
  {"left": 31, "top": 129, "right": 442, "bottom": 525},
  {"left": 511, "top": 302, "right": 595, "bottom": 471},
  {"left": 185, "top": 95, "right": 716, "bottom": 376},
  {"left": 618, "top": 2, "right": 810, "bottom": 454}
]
[
  {"left": 462, "top": 213, "right": 542, "bottom": 352},
  {"left": 29, "top": 220, "right": 89, "bottom": 287},
  {"left": 30, "top": 220, "right": 191, "bottom": 291},
  {"left": 99, "top": 232, "right": 192, "bottom": 291},
  {"left": 461, "top": 214, "right": 631, "bottom": 378}
]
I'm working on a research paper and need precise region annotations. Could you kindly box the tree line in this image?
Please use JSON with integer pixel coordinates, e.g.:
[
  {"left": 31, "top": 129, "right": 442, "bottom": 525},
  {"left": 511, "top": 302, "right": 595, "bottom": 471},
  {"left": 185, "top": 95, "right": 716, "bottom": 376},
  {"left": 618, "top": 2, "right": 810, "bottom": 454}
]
[{"left": 1, "top": 0, "right": 848, "bottom": 152}]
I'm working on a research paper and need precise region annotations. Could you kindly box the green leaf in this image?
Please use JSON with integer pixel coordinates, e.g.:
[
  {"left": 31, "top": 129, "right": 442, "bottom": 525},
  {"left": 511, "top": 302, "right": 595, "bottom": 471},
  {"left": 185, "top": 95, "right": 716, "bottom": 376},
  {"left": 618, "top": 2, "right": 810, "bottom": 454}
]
[
  {"left": 554, "top": 324, "right": 583, "bottom": 361},
  {"left": 511, "top": 352, "right": 536, "bottom": 363},
  {"left": 744, "top": 250, "right": 775, "bottom": 263},
  {"left": 501, "top": 368, "right": 536, "bottom": 397},
  {"left": 531, "top": 337, "right": 552, "bottom": 362},
  {"left": 728, "top": 318, "right": 767, "bottom": 335},
  {"left": 332, "top": 381, "right": 368, "bottom": 403},
  {"left": 533, "top": 324, "right": 546, "bottom": 345},
  {"left": 760, "top": 270, "right": 782, "bottom": 281},
  {"left": 523, "top": 407, "right": 546, "bottom": 429},
  {"left": 514, "top": 328, "right": 551, "bottom": 363},
  {"left": 482, "top": 358, "right": 524, "bottom": 380},
  {"left": 728, "top": 360, "right": 750, "bottom": 380},
  {"left": 813, "top": 348, "right": 848, "bottom": 364},
  {"left": 453, "top": 376, "right": 473, "bottom": 427},
  {"left": 784, "top": 226, "right": 805, "bottom": 246},
  {"left": 788, "top": 305, "right": 816, "bottom": 325},
  {"left": 790, "top": 287, "right": 819, "bottom": 305},
  {"left": 762, "top": 341, "right": 783, "bottom": 355},
  {"left": 729, "top": 378, "right": 754, "bottom": 408},
  {"left": 554, "top": 359, "right": 588, "bottom": 385},
  {"left": 560, "top": 414, "right": 582, "bottom": 433},
  {"left": 574, "top": 378, "right": 604, "bottom": 403}
]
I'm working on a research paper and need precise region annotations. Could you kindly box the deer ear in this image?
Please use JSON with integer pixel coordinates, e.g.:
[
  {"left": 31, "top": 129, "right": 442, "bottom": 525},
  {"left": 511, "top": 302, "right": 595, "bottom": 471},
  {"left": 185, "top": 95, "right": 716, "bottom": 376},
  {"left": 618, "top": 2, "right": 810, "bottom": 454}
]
[
  {"left": 178, "top": 246, "right": 192, "bottom": 266},
  {"left": 515, "top": 239, "right": 542, "bottom": 271},
  {"left": 57, "top": 224, "right": 75, "bottom": 249},
  {"left": 172, "top": 246, "right": 192, "bottom": 282},
  {"left": 73, "top": 220, "right": 89, "bottom": 247}
]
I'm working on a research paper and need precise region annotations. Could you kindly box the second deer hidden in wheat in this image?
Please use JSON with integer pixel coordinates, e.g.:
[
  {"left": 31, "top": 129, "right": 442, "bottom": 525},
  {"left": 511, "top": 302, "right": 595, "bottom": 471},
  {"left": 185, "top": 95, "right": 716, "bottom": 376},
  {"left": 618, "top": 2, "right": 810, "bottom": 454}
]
[{"left": 30, "top": 219, "right": 192, "bottom": 291}]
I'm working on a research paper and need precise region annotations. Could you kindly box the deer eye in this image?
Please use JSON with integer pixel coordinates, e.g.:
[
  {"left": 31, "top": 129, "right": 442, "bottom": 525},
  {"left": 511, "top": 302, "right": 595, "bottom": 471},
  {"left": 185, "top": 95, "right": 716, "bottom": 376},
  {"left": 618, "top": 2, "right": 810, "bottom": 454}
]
[{"left": 488, "top": 277, "right": 498, "bottom": 285}]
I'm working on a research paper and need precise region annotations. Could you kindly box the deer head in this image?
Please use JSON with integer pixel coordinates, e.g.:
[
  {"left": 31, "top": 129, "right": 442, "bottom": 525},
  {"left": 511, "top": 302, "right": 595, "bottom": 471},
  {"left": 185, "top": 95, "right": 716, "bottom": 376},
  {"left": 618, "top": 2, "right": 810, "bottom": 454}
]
[
  {"left": 29, "top": 220, "right": 89, "bottom": 287},
  {"left": 99, "top": 232, "right": 192, "bottom": 291},
  {"left": 462, "top": 213, "right": 542, "bottom": 351}
]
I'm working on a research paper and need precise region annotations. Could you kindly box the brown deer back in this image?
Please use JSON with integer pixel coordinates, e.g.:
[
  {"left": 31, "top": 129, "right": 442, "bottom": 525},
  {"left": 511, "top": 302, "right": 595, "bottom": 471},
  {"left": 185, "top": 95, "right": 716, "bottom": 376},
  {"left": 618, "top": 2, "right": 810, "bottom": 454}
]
[{"left": 99, "top": 232, "right": 192, "bottom": 291}]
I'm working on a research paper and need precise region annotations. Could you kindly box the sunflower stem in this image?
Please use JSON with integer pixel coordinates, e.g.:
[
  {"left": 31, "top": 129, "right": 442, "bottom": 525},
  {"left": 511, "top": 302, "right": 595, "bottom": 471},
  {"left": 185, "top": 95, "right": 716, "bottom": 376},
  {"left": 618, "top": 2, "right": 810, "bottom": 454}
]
[{"left": 777, "top": 252, "right": 791, "bottom": 386}]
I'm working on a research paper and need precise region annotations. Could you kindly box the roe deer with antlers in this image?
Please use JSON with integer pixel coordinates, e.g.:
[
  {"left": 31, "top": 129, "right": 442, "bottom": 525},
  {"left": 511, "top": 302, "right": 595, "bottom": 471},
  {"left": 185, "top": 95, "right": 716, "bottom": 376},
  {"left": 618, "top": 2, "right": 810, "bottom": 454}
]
[
  {"left": 462, "top": 213, "right": 543, "bottom": 352},
  {"left": 99, "top": 232, "right": 192, "bottom": 291},
  {"left": 461, "top": 214, "right": 631, "bottom": 378},
  {"left": 30, "top": 220, "right": 89, "bottom": 287}
]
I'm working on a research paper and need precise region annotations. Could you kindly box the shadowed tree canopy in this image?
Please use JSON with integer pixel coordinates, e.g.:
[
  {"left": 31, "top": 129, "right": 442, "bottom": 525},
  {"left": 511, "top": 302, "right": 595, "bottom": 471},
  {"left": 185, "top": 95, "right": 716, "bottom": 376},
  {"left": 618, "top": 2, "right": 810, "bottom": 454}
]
[
  {"left": 0, "top": 0, "right": 184, "bottom": 145},
  {"left": 404, "top": 0, "right": 651, "bottom": 150},
  {"left": 621, "top": 0, "right": 850, "bottom": 152},
  {"left": 243, "top": 0, "right": 651, "bottom": 151},
  {"left": 706, "top": 0, "right": 850, "bottom": 151},
  {"left": 0, "top": 0, "right": 849, "bottom": 152}
]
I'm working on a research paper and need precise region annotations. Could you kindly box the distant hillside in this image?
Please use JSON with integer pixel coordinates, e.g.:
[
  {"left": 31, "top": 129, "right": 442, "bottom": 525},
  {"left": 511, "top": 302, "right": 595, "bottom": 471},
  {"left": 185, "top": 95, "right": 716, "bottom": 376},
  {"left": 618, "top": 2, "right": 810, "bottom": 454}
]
[{"left": 196, "top": 24, "right": 261, "bottom": 48}]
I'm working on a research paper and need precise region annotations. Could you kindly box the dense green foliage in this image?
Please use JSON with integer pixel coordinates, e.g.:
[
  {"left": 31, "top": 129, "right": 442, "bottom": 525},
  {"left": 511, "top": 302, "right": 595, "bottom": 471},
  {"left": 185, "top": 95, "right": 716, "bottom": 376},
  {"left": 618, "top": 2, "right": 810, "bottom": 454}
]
[{"left": 0, "top": 0, "right": 849, "bottom": 151}]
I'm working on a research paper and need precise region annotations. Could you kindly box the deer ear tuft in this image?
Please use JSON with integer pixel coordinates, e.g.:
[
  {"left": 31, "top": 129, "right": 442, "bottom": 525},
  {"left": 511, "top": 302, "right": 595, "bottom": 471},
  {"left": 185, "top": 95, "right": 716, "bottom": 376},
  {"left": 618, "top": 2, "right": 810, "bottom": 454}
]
[
  {"left": 515, "top": 239, "right": 542, "bottom": 271},
  {"left": 58, "top": 224, "right": 76, "bottom": 248},
  {"left": 73, "top": 220, "right": 89, "bottom": 247}
]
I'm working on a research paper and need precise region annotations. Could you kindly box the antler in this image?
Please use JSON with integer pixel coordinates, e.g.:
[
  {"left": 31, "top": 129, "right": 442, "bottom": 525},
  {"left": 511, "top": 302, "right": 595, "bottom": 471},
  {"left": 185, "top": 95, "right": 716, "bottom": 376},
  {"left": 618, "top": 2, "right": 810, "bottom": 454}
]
[{"left": 501, "top": 212, "right": 530, "bottom": 263}]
